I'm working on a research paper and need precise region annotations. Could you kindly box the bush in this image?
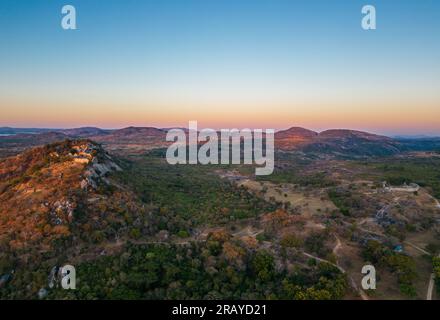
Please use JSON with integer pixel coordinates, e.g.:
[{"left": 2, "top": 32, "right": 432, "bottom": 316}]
[
  {"left": 280, "top": 234, "right": 303, "bottom": 248},
  {"left": 177, "top": 230, "right": 190, "bottom": 238},
  {"left": 252, "top": 250, "right": 275, "bottom": 282},
  {"left": 130, "top": 228, "right": 141, "bottom": 239}
]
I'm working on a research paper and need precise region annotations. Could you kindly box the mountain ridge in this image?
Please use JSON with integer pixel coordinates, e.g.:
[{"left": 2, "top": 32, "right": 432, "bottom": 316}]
[{"left": 1, "top": 126, "right": 440, "bottom": 158}]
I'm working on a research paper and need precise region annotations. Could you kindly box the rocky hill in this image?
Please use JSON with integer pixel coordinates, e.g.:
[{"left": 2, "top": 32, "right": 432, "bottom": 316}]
[{"left": 0, "top": 140, "right": 154, "bottom": 293}]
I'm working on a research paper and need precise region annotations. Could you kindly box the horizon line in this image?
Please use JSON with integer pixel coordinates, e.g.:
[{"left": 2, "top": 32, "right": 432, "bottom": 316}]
[{"left": 2, "top": 125, "right": 440, "bottom": 138}]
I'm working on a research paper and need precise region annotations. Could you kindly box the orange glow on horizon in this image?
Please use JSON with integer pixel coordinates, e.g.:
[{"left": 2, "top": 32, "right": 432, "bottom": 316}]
[{"left": 1, "top": 95, "right": 439, "bottom": 135}]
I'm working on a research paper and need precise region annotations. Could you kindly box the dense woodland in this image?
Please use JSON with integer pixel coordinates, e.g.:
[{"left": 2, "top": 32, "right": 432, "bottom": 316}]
[{"left": 46, "top": 241, "right": 348, "bottom": 300}]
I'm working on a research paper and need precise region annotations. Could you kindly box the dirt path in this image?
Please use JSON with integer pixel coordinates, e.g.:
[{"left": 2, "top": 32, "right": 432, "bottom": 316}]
[
  {"left": 232, "top": 226, "right": 263, "bottom": 238},
  {"left": 404, "top": 241, "right": 430, "bottom": 256},
  {"left": 304, "top": 238, "right": 369, "bottom": 301},
  {"left": 427, "top": 273, "right": 436, "bottom": 300},
  {"left": 334, "top": 236, "right": 369, "bottom": 301},
  {"left": 406, "top": 193, "right": 439, "bottom": 300},
  {"left": 401, "top": 241, "right": 437, "bottom": 301},
  {"left": 303, "top": 252, "right": 345, "bottom": 273},
  {"left": 427, "top": 253, "right": 439, "bottom": 300},
  {"left": 333, "top": 236, "right": 342, "bottom": 255},
  {"left": 426, "top": 194, "right": 440, "bottom": 209}
]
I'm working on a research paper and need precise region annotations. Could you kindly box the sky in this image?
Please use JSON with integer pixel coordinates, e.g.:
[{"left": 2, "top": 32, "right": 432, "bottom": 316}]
[{"left": 0, "top": 0, "right": 439, "bottom": 135}]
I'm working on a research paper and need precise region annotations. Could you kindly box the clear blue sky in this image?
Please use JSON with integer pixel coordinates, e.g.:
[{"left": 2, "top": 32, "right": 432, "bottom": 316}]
[{"left": 1, "top": 0, "right": 439, "bottom": 135}]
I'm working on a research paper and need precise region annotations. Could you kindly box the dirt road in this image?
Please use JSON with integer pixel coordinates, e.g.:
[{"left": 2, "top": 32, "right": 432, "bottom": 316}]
[
  {"left": 304, "top": 237, "right": 370, "bottom": 301},
  {"left": 427, "top": 273, "right": 436, "bottom": 300},
  {"left": 427, "top": 254, "right": 439, "bottom": 300}
]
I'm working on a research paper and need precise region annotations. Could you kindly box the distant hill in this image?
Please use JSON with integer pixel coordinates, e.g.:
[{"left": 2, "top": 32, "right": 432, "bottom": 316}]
[
  {"left": 307, "top": 129, "right": 401, "bottom": 157},
  {"left": 275, "top": 127, "right": 318, "bottom": 150},
  {"left": 0, "top": 127, "right": 112, "bottom": 138},
  {"left": 102, "top": 126, "right": 165, "bottom": 138},
  {"left": 0, "top": 126, "right": 170, "bottom": 157},
  {"left": 90, "top": 127, "right": 168, "bottom": 153},
  {"left": 275, "top": 127, "right": 401, "bottom": 157},
  {"left": 275, "top": 127, "right": 318, "bottom": 139},
  {"left": 2, "top": 125, "right": 440, "bottom": 158},
  {"left": 396, "top": 137, "right": 440, "bottom": 152},
  {"left": 59, "top": 127, "right": 112, "bottom": 137},
  {"left": 0, "top": 132, "right": 69, "bottom": 158},
  {"left": 0, "top": 127, "right": 53, "bottom": 135}
]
